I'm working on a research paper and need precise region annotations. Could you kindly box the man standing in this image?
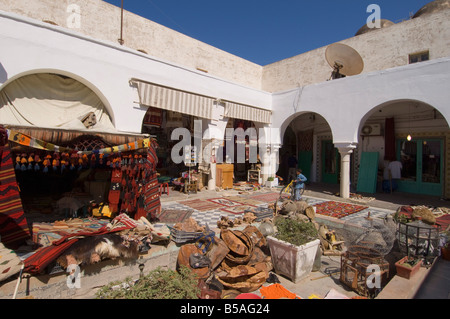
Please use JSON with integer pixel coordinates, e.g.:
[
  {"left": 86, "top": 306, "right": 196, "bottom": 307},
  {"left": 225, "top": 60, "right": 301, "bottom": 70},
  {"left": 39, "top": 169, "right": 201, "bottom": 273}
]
[{"left": 388, "top": 160, "right": 403, "bottom": 192}]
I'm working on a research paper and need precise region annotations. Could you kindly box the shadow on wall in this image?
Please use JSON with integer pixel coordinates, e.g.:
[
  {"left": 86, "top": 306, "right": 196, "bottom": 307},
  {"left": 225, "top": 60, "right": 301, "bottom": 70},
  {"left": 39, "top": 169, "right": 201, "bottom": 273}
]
[{"left": 0, "top": 63, "right": 7, "bottom": 83}]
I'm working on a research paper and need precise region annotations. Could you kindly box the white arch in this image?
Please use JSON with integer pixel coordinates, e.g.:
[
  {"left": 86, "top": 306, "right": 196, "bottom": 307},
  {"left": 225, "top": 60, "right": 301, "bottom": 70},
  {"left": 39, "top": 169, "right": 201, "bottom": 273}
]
[
  {"left": 272, "top": 57, "right": 450, "bottom": 146},
  {"left": 0, "top": 68, "right": 116, "bottom": 126}
]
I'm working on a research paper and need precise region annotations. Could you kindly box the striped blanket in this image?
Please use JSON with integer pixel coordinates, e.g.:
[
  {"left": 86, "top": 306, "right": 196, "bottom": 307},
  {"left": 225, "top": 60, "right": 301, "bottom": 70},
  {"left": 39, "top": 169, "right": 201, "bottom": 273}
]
[
  {"left": 0, "top": 144, "right": 31, "bottom": 249},
  {"left": 24, "top": 213, "right": 137, "bottom": 274}
]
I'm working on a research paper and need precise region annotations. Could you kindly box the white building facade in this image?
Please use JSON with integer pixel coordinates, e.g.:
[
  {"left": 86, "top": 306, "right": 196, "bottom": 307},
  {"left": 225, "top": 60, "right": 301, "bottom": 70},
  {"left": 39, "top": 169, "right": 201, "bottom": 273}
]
[{"left": 1, "top": 0, "right": 449, "bottom": 199}]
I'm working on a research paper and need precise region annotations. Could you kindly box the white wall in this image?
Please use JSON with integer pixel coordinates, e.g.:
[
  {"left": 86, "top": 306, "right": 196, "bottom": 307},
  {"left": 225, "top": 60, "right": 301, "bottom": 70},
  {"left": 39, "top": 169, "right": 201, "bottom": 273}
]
[
  {"left": 0, "top": 12, "right": 271, "bottom": 134},
  {"left": 0, "top": 0, "right": 263, "bottom": 90},
  {"left": 272, "top": 57, "right": 450, "bottom": 145}
]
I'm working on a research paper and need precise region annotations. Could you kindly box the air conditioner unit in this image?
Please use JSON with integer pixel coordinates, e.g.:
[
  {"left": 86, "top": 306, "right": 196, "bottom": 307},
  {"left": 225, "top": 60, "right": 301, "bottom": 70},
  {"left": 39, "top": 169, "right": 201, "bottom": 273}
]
[{"left": 361, "top": 124, "right": 381, "bottom": 136}]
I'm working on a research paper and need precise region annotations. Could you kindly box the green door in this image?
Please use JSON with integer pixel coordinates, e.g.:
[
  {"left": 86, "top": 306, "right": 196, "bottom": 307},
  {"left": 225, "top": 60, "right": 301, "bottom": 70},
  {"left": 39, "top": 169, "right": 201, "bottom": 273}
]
[
  {"left": 298, "top": 150, "right": 312, "bottom": 181},
  {"left": 396, "top": 138, "right": 443, "bottom": 196},
  {"left": 321, "top": 140, "right": 340, "bottom": 184},
  {"left": 356, "top": 152, "right": 379, "bottom": 194}
]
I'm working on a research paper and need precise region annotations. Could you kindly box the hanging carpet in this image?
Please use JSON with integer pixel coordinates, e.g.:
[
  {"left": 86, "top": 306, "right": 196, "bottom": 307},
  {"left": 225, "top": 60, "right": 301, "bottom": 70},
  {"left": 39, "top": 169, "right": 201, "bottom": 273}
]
[{"left": 0, "top": 143, "right": 31, "bottom": 249}]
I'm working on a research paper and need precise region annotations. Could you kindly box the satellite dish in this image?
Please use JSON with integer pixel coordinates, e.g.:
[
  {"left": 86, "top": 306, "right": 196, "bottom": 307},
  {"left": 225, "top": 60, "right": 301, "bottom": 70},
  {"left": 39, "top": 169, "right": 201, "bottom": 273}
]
[{"left": 325, "top": 43, "right": 364, "bottom": 79}]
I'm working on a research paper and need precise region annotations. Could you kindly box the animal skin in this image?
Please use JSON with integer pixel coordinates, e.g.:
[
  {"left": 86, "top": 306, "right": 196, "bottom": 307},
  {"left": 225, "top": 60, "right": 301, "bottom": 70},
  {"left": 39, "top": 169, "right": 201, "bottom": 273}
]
[{"left": 57, "top": 233, "right": 139, "bottom": 268}]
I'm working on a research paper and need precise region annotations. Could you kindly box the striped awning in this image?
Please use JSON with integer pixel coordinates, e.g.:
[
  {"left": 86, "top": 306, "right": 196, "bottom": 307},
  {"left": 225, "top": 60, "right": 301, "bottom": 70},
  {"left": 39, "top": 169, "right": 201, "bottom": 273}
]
[
  {"left": 223, "top": 101, "right": 271, "bottom": 124},
  {"left": 131, "top": 79, "right": 271, "bottom": 124},
  {"left": 131, "top": 79, "right": 214, "bottom": 119}
]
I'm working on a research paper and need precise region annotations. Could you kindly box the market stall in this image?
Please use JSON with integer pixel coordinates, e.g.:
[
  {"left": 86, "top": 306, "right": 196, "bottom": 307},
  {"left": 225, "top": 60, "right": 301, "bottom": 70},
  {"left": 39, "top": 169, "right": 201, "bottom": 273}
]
[{"left": 0, "top": 125, "right": 163, "bottom": 281}]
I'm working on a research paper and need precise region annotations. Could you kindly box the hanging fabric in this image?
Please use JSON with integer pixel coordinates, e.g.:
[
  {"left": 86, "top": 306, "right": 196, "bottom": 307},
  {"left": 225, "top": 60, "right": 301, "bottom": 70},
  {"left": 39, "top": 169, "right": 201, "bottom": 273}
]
[{"left": 0, "top": 143, "right": 31, "bottom": 249}]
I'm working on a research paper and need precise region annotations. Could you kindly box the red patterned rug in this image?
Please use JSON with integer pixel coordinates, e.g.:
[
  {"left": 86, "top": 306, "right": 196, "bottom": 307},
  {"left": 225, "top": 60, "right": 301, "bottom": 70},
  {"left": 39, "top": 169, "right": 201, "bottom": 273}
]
[
  {"left": 206, "top": 198, "right": 241, "bottom": 207},
  {"left": 313, "top": 201, "right": 368, "bottom": 219},
  {"left": 179, "top": 199, "right": 223, "bottom": 211},
  {"left": 157, "top": 209, "right": 193, "bottom": 224},
  {"left": 248, "top": 192, "right": 280, "bottom": 203}
]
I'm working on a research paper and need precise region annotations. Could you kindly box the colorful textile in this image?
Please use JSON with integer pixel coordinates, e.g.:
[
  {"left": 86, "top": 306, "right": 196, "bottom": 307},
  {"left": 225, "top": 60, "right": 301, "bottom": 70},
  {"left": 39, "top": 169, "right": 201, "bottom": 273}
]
[
  {"left": 141, "top": 143, "right": 160, "bottom": 221},
  {"left": 157, "top": 209, "right": 193, "bottom": 224},
  {"left": 24, "top": 214, "right": 137, "bottom": 274},
  {"left": 31, "top": 218, "right": 110, "bottom": 248},
  {"left": 179, "top": 199, "right": 223, "bottom": 212},
  {"left": 313, "top": 201, "right": 368, "bottom": 219},
  {"left": 260, "top": 283, "right": 298, "bottom": 299},
  {"left": 7, "top": 129, "right": 152, "bottom": 155},
  {"left": 248, "top": 192, "right": 280, "bottom": 203},
  {"left": 0, "top": 241, "right": 23, "bottom": 282},
  {"left": 0, "top": 144, "right": 30, "bottom": 248},
  {"left": 206, "top": 198, "right": 242, "bottom": 207}
]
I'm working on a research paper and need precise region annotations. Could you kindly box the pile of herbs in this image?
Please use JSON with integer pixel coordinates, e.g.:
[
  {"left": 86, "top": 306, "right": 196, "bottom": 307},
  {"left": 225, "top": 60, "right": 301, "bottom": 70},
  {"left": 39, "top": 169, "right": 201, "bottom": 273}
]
[
  {"left": 274, "top": 217, "right": 319, "bottom": 246},
  {"left": 95, "top": 266, "right": 200, "bottom": 299}
]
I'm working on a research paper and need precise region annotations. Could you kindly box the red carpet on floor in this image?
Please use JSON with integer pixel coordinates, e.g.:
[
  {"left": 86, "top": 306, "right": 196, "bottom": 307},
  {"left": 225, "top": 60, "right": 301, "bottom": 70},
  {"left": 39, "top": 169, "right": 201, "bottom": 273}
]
[{"left": 313, "top": 201, "right": 368, "bottom": 219}]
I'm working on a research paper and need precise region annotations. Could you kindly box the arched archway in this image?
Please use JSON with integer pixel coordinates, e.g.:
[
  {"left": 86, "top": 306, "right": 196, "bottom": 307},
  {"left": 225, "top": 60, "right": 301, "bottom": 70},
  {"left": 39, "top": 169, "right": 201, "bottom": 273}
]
[
  {"left": 277, "top": 112, "right": 336, "bottom": 185},
  {"left": 0, "top": 71, "right": 115, "bottom": 128},
  {"left": 356, "top": 99, "right": 450, "bottom": 197}
]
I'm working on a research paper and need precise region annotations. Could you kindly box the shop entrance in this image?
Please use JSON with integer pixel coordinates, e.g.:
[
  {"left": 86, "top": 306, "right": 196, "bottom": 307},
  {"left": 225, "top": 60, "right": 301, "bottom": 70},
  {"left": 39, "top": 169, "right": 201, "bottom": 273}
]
[
  {"left": 321, "top": 140, "right": 340, "bottom": 184},
  {"left": 397, "top": 138, "right": 443, "bottom": 196}
]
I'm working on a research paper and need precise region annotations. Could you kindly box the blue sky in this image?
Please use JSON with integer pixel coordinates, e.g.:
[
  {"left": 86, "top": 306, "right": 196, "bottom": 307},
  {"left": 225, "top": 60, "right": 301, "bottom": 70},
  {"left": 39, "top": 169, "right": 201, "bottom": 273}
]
[{"left": 104, "top": 0, "right": 432, "bottom": 65}]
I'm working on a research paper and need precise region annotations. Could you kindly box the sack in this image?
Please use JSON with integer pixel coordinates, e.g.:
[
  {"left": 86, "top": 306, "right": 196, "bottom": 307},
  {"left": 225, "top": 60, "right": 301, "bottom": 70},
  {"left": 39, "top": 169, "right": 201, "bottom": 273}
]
[{"left": 92, "top": 203, "right": 114, "bottom": 218}]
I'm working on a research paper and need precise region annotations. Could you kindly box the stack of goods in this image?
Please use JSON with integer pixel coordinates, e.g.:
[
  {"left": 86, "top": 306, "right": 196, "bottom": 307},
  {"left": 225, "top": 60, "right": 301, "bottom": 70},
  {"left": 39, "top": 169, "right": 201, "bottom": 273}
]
[{"left": 175, "top": 225, "right": 273, "bottom": 299}]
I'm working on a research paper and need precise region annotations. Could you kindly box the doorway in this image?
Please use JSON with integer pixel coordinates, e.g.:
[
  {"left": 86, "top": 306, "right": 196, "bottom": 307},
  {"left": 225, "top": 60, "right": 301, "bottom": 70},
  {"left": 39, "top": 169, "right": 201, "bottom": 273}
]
[
  {"left": 321, "top": 140, "right": 340, "bottom": 184},
  {"left": 397, "top": 138, "right": 443, "bottom": 196}
]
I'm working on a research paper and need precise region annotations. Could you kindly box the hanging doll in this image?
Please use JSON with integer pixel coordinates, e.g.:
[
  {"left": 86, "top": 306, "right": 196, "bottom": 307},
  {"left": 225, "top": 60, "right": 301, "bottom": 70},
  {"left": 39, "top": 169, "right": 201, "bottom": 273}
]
[
  {"left": 27, "top": 154, "right": 34, "bottom": 170},
  {"left": 60, "top": 152, "right": 69, "bottom": 172},
  {"left": 34, "top": 154, "right": 41, "bottom": 171},
  {"left": 43, "top": 155, "right": 52, "bottom": 173},
  {"left": 52, "top": 153, "right": 60, "bottom": 172},
  {"left": 20, "top": 154, "right": 28, "bottom": 171},
  {"left": 15, "top": 154, "right": 21, "bottom": 170},
  {"left": 90, "top": 154, "right": 97, "bottom": 168},
  {"left": 69, "top": 152, "right": 77, "bottom": 170}
]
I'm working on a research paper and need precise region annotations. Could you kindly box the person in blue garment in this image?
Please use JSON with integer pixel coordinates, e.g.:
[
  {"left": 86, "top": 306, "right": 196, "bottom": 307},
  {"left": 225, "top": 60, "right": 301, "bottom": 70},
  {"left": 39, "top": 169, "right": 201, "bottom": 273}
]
[{"left": 294, "top": 168, "right": 307, "bottom": 201}]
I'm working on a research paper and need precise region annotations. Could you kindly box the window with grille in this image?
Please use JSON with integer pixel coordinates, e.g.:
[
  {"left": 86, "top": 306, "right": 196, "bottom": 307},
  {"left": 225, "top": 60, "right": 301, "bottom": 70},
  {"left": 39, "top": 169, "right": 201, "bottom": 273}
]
[{"left": 409, "top": 51, "right": 429, "bottom": 64}]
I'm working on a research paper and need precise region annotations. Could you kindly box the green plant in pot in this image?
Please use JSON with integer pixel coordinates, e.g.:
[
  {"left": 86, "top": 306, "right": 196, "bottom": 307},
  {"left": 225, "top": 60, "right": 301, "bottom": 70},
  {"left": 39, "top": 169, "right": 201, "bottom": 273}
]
[
  {"left": 273, "top": 217, "right": 318, "bottom": 246},
  {"left": 395, "top": 255, "right": 422, "bottom": 279},
  {"left": 267, "top": 217, "right": 321, "bottom": 283}
]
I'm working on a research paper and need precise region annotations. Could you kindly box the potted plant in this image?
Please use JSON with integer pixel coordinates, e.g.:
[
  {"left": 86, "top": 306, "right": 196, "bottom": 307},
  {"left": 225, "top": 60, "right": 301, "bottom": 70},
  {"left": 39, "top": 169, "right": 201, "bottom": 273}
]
[
  {"left": 265, "top": 176, "right": 278, "bottom": 188},
  {"left": 395, "top": 256, "right": 422, "bottom": 279},
  {"left": 266, "top": 217, "right": 320, "bottom": 283}
]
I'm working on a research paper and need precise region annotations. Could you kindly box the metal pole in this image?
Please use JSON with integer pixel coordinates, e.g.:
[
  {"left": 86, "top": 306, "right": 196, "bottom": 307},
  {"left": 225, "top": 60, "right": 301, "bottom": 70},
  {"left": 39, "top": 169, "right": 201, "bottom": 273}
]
[{"left": 118, "top": 0, "right": 124, "bottom": 45}]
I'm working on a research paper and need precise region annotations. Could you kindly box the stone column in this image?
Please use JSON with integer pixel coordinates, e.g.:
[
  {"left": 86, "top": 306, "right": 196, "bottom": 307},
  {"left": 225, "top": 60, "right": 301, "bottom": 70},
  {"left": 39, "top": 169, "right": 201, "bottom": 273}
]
[{"left": 336, "top": 143, "right": 356, "bottom": 199}]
